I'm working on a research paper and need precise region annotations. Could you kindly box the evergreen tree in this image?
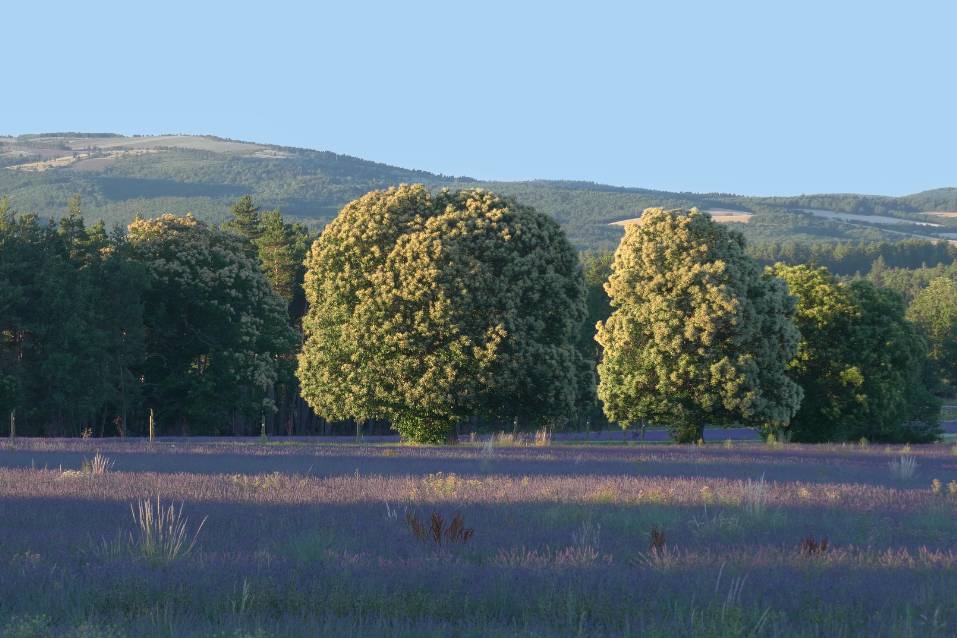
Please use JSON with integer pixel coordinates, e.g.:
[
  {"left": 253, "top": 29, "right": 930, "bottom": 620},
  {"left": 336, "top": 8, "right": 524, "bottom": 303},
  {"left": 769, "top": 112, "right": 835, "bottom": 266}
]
[
  {"left": 128, "top": 214, "right": 297, "bottom": 434},
  {"left": 255, "top": 210, "right": 310, "bottom": 321},
  {"left": 223, "top": 195, "right": 262, "bottom": 243}
]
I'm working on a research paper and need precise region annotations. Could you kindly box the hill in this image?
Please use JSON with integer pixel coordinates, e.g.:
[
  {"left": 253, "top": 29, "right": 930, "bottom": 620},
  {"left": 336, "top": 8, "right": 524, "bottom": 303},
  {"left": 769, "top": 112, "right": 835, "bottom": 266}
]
[{"left": 2, "top": 133, "right": 957, "bottom": 249}]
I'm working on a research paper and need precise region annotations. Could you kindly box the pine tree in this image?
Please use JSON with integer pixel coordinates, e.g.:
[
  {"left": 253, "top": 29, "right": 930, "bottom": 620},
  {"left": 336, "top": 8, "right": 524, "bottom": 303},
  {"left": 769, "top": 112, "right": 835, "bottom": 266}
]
[{"left": 223, "top": 195, "right": 262, "bottom": 243}]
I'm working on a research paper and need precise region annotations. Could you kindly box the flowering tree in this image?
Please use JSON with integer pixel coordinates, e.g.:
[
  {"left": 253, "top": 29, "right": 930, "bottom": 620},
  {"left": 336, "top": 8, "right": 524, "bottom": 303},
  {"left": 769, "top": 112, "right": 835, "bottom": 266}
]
[
  {"left": 128, "top": 214, "right": 297, "bottom": 434},
  {"left": 596, "top": 208, "right": 802, "bottom": 442},
  {"left": 297, "top": 185, "right": 589, "bottom": 443}
]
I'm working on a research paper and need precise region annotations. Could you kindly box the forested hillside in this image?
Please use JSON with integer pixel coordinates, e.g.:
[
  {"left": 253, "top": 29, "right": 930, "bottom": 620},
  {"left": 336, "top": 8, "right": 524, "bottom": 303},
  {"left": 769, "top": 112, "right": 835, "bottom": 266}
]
[{"left": 3, "top": 133, "right": 956, "bottom": 250}]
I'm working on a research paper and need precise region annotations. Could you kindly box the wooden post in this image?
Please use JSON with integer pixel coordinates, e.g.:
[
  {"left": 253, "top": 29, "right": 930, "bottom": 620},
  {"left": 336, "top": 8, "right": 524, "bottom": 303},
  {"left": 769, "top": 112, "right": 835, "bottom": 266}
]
[
  {"left": 260, "top": 413, "right": 267, "bottom": 441},
  {"left": 9, "top": 409, "right": 14, "bottom": 441},
  {"left": 148, "top": 408, "right": 155, "bottom": 443}
]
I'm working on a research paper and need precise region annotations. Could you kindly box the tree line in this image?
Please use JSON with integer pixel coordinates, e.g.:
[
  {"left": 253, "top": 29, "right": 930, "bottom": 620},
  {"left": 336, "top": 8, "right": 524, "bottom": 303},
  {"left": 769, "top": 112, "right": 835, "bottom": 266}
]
[
  {"left": 0, "top": 195, "right": 308, "bottom": 436},
  {"left": 748, "top": 239, "right": 957, "bottom": 276},
  {"left": 0, "top": 189, "right": 951, "bottom": 443}
]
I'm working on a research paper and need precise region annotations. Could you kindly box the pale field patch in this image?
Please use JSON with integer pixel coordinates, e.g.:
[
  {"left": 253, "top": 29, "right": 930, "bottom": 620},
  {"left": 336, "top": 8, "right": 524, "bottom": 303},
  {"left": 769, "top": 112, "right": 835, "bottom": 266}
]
[{"left": 611, "top": 209, "right": 753, "bottom": 226}]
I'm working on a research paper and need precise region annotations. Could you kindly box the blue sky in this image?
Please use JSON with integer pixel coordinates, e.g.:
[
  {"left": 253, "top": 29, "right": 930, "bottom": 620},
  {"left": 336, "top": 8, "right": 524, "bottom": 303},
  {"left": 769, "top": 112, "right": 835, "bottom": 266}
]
[{"left": 4, "top": 1, "right": 954, "bottom": 195}]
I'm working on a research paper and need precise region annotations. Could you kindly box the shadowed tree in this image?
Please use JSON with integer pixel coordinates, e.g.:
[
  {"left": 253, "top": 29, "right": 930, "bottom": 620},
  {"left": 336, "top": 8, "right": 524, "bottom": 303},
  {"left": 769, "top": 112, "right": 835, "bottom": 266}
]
[
  {"left": 906, "top": 276, "right": 957, "bottom": 391},
  {"left": 128, "top": 214, "right": 297, "bottom": 434},
  {"left": 776, "top": 264, "right": 940, "bottom": 442}
]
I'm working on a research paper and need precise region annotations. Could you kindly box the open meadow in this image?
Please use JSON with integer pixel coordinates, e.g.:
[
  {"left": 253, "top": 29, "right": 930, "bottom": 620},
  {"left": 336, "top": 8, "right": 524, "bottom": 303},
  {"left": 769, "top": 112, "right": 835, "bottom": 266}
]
[{"left": 1, "top": 438, "right": 956, "bottom": 637}]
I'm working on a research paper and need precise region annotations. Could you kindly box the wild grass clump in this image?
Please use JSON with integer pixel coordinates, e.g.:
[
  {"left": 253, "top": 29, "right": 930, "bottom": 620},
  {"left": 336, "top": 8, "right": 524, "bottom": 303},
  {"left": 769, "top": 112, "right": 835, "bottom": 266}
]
[
  {"left": 649, "top": 525, "right": 666, "bottom": 553},
  {"left": 765, "top": 432, "right": 787, "bottom": 449},
  {"left": 636, "top": 525, "right": 678, "bottom": 568},
  {"left": 572, "top": 520, "right": 601, "bottom": 551},
  {"left": 82, "top": 451, "right": 114, "bottom": 475},
  {"left": 490, "top": 431, "right": 526, "bottom": 447},
  {"left": 888, "top": 455, "right": 918, "bottom": 480},
  {"left": 406, "top": 511, "right": 474, "bottom": 546},
  {"left": 799, "top": 535, "right": 829, "bottom": 556},
  {"left": 742, "top": 475, "right": 770, "bottom": 517},
  {"left": 418, "top": 471, "right": 481, "bottom": 498},
  {"left": 129, "top": 496, "right": 207, "bottom": 564}
]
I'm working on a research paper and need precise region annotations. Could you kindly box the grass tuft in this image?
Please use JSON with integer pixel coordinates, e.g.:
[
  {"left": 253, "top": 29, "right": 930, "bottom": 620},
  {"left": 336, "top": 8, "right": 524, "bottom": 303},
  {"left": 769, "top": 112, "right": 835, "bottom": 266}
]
[
  {"left": 742, "top": 475, "right": 770, "bottom": 517},
  {"left": 129, "top": 496, "right": 207, "bottom": 564},
  {"left": 888, "top": 455, "right": 918, "bottom": 480},
  {"left": 82, "top": 451, "right": 114, "bottom": 475}
]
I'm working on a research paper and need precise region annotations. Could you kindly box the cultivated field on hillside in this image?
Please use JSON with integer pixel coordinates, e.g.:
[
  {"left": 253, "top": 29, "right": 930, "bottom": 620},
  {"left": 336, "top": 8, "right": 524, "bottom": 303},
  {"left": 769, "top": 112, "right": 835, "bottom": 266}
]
[
  {"left": 1, "top": 438, "right": 956, "bottom": 637},
  {"left": 611, "top": 209, "right": 754, "bottom": 226}
]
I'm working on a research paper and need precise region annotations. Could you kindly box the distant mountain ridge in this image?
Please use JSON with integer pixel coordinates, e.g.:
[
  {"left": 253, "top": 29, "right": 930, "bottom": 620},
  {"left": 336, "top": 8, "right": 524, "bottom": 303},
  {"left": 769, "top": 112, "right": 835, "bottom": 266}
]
[{"left": 1, "top": 133, "right": 955, "bottom": 249}]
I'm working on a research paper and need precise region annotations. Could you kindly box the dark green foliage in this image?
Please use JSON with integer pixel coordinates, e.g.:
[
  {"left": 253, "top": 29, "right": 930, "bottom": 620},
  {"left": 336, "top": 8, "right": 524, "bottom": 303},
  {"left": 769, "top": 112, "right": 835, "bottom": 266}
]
[
  {"left": 222, "top": 195, "right": 261, "bottom": 243},
  {"left": 0, "top": 198, "right": 297, "bottom": 436},
  {"left": 774, "top": 265, "right": 940, "bottom": 443},
  {"left": 0, "top": 197, "right": 145, "bottom": 434},
  {"left": 749, "top": 239, "right": 957, "bottom": 276},
  {"left": 128, "top": 214, "right": 297, "bottom": 435},
  {"left": 871, "top": 260, "right": 957, "bottom": 303},
  {"left": 906, "top": 277, "right": 957, "bottom": 391}
]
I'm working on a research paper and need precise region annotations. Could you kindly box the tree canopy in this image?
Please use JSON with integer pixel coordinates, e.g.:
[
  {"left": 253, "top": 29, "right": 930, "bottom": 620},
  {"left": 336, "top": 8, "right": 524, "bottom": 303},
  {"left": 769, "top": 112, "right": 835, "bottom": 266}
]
[
  {"left": 0, "top": 196, "right": 299, "bottom": 437},
  {"left": 906, "top": 276, "right": 957, "bottom": 391},
  {"left": 128, "top": 214, "right": 297, "bottom": 434},
  {"left": 775, "top": 264, "right": 940, "bottom": 442},
  {"left": 297, "top": 184, "right": 589, "bottom": 443},
  {"left": 596, "top": 208, "right": 803, "bottom": 442}
]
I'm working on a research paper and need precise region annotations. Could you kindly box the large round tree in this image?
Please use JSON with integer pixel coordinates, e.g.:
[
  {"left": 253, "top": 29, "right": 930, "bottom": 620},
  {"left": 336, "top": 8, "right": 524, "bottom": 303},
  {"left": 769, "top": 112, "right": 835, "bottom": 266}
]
[
  {"left": 297, "top": 185, "right": 588, "bottom": 443},
  {"left": 596, "top": 208, "right": 802, "bottom": 442}
]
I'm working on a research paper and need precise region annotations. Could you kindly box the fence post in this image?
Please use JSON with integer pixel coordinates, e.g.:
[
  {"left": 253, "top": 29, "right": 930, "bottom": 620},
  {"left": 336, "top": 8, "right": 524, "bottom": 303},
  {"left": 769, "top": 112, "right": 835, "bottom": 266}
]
[{"left": 148, "top": 408, "right": 155, "bottom": 443}]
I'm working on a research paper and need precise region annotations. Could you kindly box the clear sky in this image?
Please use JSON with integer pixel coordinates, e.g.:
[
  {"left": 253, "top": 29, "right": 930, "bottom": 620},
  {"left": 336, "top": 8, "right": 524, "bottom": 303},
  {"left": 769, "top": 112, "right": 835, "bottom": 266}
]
[{"left": 4, "top": 1, "right": 954, "bottom": 196}]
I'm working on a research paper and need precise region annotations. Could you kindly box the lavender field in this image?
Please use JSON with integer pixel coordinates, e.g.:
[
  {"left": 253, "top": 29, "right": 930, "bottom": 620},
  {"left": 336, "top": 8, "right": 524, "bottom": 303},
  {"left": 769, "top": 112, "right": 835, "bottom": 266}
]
[{"left": 1, "top": 438, "right": 957, "bottom": 637}]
